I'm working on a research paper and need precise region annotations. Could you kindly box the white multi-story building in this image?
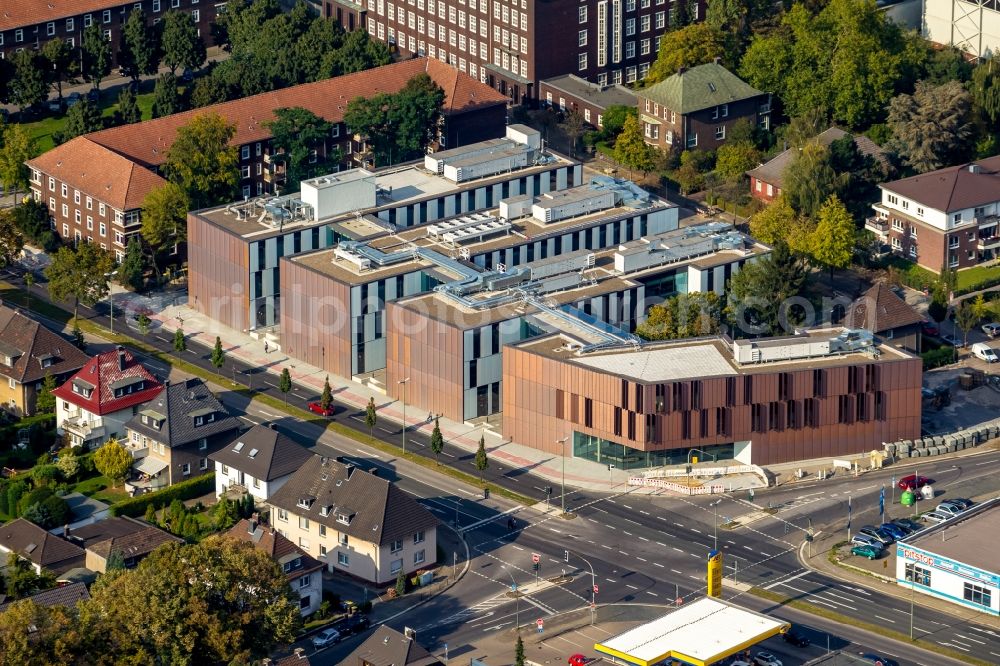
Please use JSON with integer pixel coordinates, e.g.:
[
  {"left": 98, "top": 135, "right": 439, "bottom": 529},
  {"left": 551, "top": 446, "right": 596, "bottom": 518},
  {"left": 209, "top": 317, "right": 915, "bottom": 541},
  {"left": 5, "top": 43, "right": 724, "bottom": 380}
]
[
  {"left": 923, "top": 0, "right": 1000, "bottom": 59},
  {"left": 210, "top": 424, "right": 314, "bottom": 502}
]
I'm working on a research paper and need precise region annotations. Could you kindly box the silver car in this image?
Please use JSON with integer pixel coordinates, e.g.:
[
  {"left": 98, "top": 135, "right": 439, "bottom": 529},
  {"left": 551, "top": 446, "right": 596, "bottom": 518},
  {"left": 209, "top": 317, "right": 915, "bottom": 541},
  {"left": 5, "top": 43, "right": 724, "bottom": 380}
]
[
  {"left": 982, "top": 323, "right": 1000, "bottom": 338},
  {"left": 922, "top": 510, "right": 951, "bottom": 523}
]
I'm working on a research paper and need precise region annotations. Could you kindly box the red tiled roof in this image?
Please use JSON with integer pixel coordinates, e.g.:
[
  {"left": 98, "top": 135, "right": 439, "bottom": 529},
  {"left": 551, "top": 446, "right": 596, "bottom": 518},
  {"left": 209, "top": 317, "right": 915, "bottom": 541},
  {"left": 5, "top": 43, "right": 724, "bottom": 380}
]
[
  {"left": 51, "top": 347, "right": 162, "bottom": 416},
  {"left": 0, "top": 1, "right": 132, "bottom": 31},
  {"left": 84, "top": 58, "right": 509, "bottom": 169},
  {"left": 27, "top": 137, "right": 168, "bottom": 211}
]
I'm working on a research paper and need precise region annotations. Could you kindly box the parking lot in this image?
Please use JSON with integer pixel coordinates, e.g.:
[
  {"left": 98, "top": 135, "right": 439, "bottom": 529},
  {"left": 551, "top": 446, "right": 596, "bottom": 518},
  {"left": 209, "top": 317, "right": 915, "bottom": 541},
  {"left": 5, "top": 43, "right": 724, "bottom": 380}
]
[{"left": 921, "top": 366, "right": 1000, "bottom": 434}]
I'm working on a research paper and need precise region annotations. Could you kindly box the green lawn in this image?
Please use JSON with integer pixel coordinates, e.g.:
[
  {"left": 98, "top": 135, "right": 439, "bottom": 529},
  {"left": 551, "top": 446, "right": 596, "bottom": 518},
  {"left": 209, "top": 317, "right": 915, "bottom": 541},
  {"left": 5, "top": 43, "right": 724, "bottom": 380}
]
[
  {"left": 956, "top": 264, "right": 1000, "bottom": 292},
  {"left": 72, "top": 475, "right": 129, "bottom": 504},
  {"left": 23, "top": 88, "right": 157, "bottom": 153}
]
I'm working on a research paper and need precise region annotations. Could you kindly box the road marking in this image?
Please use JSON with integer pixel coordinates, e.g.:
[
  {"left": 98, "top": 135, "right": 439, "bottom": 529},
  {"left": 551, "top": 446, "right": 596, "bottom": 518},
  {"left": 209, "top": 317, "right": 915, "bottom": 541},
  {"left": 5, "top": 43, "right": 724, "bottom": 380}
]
[
  {"left": 763, "top": 571, "right": 810, "bottom": 589},
  {"left": 939, "top": 642, "right": 970, "bottom": 652},
  {"left": 726, "top": 540, "right": 736, "bottom": 545},
  {"left": 606, "top": 578, "right": 616, "bottom": 583},
  {"left": 955, "top": 634, "right": 987, "bottom": 645},
  {"left": 624, "top": 518, "right": 642, "bottom": 526},
  {"left": 743, "top": 545, "right": 754, "bottom": 551},
  {"left": 622, "top": 505, "right": 633, "bottom": 509},
  {"left": 674, "top": 523, "right": 684, "bottom": 528},
  {"left": 653, "top": 563, "right": 665, "bottom": 568},
  {"left": 657, "top": 516, "right": 667, "bottom": 521},
  {"left": 259, "top": 411, "right": 277, "bottom": 418},
  {"left": 691, "top": 528, "right": 702, "bottom": 533},
  {"left": 605, "top": 525, "right": 617, "bottom": 530},
  {"left": 689, "top": 553, "right": 700, "bottom": 558},
  {"left": 645, "top": 591, "right": 658, "bottom": 597},
  {"left": 874, "top": 615, "right": 895, "bottom": 624},
  {"left": 618, "top": 551, "right": 629, "bottom": 556},
  {"left": 638, "top": 536, "right": 649, "bottom": 542},
  {"left": 357, "top": 448, "right": 380, "bottom": 458},
  {"left": 640, "top": 510, "right": 650, "bottom": 515},
  {"left": 511, "top": 545, "right": 524, "bottom": 551},
  {"left": 688, "top": 575, "right": 700, "bottom": 580},
  {"left": 672, "top": 547, "right": 683, "bottom": 553},
  {"left": 601, "top": 545, "right": 612, "bottom": 550},
  {"left": 626, "top": 584, "right": 639, "bottom": 590},
  {"left": 671, "top": 569, "right": 683, "bottom": 575},
  {"left": 656, "top": 542, "right": 666, "bottom": 547},
  {"left": 623, "top": 531, "right": 633, "bottom": 536},
  {"left": 548, "top": 528, "right": 562, "bottom": 534},
  {"left": 636, "top": 557, "right": 647, "bottom": 562}
]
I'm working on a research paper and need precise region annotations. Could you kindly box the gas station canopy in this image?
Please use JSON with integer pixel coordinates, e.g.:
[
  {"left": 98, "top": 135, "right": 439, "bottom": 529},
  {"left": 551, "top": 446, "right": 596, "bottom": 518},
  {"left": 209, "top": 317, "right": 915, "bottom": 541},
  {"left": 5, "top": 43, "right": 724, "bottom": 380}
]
[{"left": 594, "top": 597, "right": 790, "bottom": 666}]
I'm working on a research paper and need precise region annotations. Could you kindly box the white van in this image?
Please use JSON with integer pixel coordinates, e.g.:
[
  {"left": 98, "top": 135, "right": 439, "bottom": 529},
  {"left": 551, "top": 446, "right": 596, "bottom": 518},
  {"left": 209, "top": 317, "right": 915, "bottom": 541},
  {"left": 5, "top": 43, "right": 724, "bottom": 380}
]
[{"left": 971, "top": 342, "right": 998, "bottom": 363}]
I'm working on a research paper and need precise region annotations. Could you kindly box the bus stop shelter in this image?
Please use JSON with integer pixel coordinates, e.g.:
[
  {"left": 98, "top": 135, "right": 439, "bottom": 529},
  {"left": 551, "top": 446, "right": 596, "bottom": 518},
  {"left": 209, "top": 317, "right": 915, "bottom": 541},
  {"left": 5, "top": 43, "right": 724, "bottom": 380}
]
[{"left": 594, "top": 597, "right": 790, "bottom": 666}]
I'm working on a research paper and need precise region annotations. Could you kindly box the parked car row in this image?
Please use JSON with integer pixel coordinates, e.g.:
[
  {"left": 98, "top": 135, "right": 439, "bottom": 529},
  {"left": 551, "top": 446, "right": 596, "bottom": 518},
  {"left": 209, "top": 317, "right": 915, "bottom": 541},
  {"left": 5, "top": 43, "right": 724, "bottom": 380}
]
[
  {"left": 923, "top": 498, "right": 973, "bottom": 523},
  {"left": 311, "top": 614, "right": 371, "bottom": 649},
  {"left": 850, "top": 501, "right": 973, "bottom": 559}
]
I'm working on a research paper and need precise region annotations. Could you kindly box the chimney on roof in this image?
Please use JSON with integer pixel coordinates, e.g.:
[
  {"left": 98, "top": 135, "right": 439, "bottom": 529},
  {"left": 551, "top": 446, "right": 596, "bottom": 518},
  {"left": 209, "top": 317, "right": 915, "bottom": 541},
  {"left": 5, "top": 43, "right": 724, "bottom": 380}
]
[
  {"left": 268, "top": 422, "right": 278, "bottom": 430},
  {"left": 294, "top": 648, "right": 306, "bottom": 659},
  {"left": 116, "top": 346, "right": 126, "bottom": 371},
  {"left": 969, "top": 164, "right": 981, "bottom": 174},
  {"left": 248, "top": 519, "right": 257, "bottom": 534},
  {"left": 345, "top": 463, "right": 355, "bottom": 478},
  {"left": 677, "top": 66, "right": 687, "bottom": 75},
  {"left": 63, "top": 524, "right": 70, "bottom": 538},
  {"left": 713, "top": 56, "right": 721, "bottom": 65}
]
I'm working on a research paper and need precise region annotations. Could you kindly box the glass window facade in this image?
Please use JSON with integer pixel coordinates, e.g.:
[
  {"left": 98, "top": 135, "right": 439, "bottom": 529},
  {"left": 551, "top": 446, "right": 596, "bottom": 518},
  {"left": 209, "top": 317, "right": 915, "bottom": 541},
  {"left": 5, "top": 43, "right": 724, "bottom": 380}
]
[{"left": 573, "top": 431, "right": 735, "bottom": 470}]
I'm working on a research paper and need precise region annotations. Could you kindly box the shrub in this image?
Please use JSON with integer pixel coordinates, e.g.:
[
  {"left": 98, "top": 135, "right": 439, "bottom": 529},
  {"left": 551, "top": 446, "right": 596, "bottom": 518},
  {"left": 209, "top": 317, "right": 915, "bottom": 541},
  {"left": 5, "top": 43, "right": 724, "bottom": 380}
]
[
  {"left": 108, "top": 473, "right": 216, "bottom": 517},
  {"left": 922, "top": 347, "right": 955, "bottom": 370},
  {"left": 31, "top": 464, "right": 59, "bottom": 487}
]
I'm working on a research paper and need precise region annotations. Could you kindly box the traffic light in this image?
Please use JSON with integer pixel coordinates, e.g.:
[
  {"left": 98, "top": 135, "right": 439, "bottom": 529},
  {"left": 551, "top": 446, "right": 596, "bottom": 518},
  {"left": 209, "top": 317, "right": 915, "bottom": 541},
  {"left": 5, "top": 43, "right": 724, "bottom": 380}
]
[
  {"left": 545, "top": 486, "right": 553, "bottom": 495},
  {"left": 533, "top": 562, "right": 539, "bottom": 572},
  {"left": 564, "top": 550, "right": 569, "bottom": 563}
]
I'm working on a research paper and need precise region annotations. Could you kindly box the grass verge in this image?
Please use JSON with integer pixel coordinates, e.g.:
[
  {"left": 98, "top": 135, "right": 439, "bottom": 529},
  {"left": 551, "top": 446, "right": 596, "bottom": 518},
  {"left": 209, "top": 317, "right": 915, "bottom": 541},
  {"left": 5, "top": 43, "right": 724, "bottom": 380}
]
[
  {"left": 15, "top": 287, "right": 538, "bottom": 509},
  {"left": 747, "top": 587, "right": 992, "bottom": 666}
]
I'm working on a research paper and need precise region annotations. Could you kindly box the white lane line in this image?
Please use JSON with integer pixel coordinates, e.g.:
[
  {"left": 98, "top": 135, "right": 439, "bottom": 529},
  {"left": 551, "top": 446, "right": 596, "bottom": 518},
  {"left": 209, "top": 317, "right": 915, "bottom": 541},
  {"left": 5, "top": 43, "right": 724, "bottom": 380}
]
[
  {"left": 955, "top": 634, "right": 987, "bottom": 645},
  {"left": 688, "top": 575, "right": 700, "bottom": 580},
  {"left": 619, "top": 551, "right": 629, "bottom": 556},
  {"left": 640, "top": 510, "right": 650, "bottom": 515},
  {"left": 645, "top": 591, "right": 658, "bottom": 597},
  {"left": 623, "top": 531, "right": 633, "bottom": 536},
  {"left": 674, "top": 523, "right": 684, "bottom": 528},
  {"left": 672, "top": 547, "right": 683, "bottom": 553},
  {"left": 511, "top": 545, "right": 525, "bottom": 551},
  {"left": 622, "top": 505, "right": 633, "bottom": 509},
  {"left": 874, "top": 615, "right": 896, "bottom": 624},
  {"left": 743, "top": 545, "right": 754, "bottom": 551},
  {"left": 763, "top": 571, "right": 810, "bottom": 590},
  {"left": 636, "top": 557, "right": 647, "bottom": 562},
  {"left": 671, "top": 569, "right": 683, "bottom": 575},
  {"left": 656, "top": 542, "right": 666, "bottom": 547},
  {"left": 653, "top": 563, "right": 665, "bottom": 568},
  {"left": 691, "top": 528, "right": 702, "bottom": 534},
  {"left": 939, "top": 642, "right": 970, "bottom": 652},
  {"left": 626, "top": 584, "right": 639, "bottom": 590},
  {"left": 689, "top": 553, "right": 700, "bottom": 558},
  {"left": 639, "top": 536, "right": 649, "bottom": 542},
  {"left": 606, "top": 578, "right": 616, "bottom": 583},
  {"left": 601, "top": 545, "right": 612, "bottom": 550}
]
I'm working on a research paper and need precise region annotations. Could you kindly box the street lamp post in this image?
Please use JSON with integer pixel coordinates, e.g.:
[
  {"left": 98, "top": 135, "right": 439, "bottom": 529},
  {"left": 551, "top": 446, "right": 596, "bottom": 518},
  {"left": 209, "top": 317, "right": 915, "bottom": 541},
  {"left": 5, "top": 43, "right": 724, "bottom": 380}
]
[
  {"left": 104, "top": 271, "right": 118, "bottom": 334},
  {"left": 709, "top": 499, "right": 722, "bottom": 551},
  {"left": 558, "top": 436, "right": 569, "bottom": 515},
  {"left": 398, "top": 377, "right": 410, "bottom": 454},
  {"left": 502, "top": 566, "right": 520, "bottom": 633}
]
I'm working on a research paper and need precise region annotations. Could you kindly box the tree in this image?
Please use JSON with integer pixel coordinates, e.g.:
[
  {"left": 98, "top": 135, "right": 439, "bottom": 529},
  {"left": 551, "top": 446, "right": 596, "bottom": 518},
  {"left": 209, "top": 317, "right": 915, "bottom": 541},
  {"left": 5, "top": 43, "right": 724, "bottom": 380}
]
[
  {"left": 174, "top": 328, "right": 187, "bottom": 353},
  {"left": 810, "top": 195, "right": 855, "bottom": 276},
  {"left": 55, "top": 448, "right": 80, "bottom": 482},
  {"left": 562, "top": 110, "right": 587, "bottom": 159},
  {"left": 45, "top": 243, "right": 115, "bottom": 319},
  {"left": 715, "top": 140, "right": 760, "bottom": 183},
  {"left": 783, "top": 142, "right": 847, "bottom": 219},
  {"left": 4, "top": 553, "right": 56, "bottom": 600},
  {"left": 265, "top": 107, "right": 334, "bottom": 191},
  {"left": 9, "top": 50, "right": 47, "bottom": 114},
  {"left": 784, "top": 108, "right": 829, "bottom": 149},
  {"left": 970, "top": 58, "right": 1000, "bottom": 126},
  {"left": 118, "top": 236, "right": 145, "bottom": 291},
  {"left": 0, "top": 596, "right": 80, "bottom": 664},
  {"left": 750, "top": 196, "right": 798, "bottom": 246},
  {"left": 161, "top": 10, "right": 207, "bottom": 75},
  {"left": 71, "top": 320, "right": 86, "bottom": 352},
  {"left": 475, "top": 435, "right": 489, "bottom": 483},
  {"left": 35, "top": 373, "right": 57, "bottom": 415},
  {"left": 365, "top": 396, "right": 377, "bottom": 440},
  {"left": 163, "top": 113, "right": 239, "bottom": 208},
  {"left": 887, "top": 80, "right": 974, "bottom": 174},
  {"left": 394, "top": 569, "right": 407, "bottom": 597},
  {"left": 0, "top": 125, "right": 35, "bottom": 205},
  {"left": 600, "top": 105, "right": 637, "bottom": 142},
  {"left": 955, "top": 301, "right": 979, "bottom": 347},
  {"left": 515, "top": 635, "right": 526, "bottom": 666},
  {"left": 613, "top": 116, "right": 656, "bottom": 178},
  {"left": 55, "top": 98, "right": 105, "bottom": 144},
  {"left": 971, "top": 293, "right": 989, "bottom": 322},
  {"left": 141, "top": 182, "right": 189, "bottom": 279},
  {"left": 278, "top": 367, "right": 291, "bottom": 405},
  {"left": 211, "top": 335, "right": 226, "bottom": 369},
  {"left": 114, "top": 86, "right": 143, "bottom": 126},
  {"left": 120, "top": 8, "right": 161, "bottom": 82},
  {"left": 94, "top": 438, "right": 132, "bottom": 488},
  {"left": 430, "top": 417, "right": 444, "bottom": 463},
  {"left": 0, "top": 210, "right": 24, "bottom": 270},
  {"left": 320, "top": 376, "right": 333, "bottom": 411},
  {"left": 190, "top": 75, "right": 231, "bottom": 107},
  {"left": 152, "top": 72, "right": 184, "bottom": 119},
  {"left": 671, "top": 0, "right": 692, "bottom": 29},
  {"left": 646, "top": 24, "right": 726, "bottom": 84},
  {"left": 81, "top": 23, "right": 112, "bottom": 90},
  {"left": 636, "top": 292, "right": 721, "bottom": 340},
  {"left": 726, "top": 241, "right": 809, "bottom": 336},
  {"left": 137, "top": 313, "right": 151, "bottom": 338},
  {"left": 79, "top": 537, "right": 300, "bottom": 663},
  {"left": 41, "top": 38, "right": 78, "bottom": 102}
]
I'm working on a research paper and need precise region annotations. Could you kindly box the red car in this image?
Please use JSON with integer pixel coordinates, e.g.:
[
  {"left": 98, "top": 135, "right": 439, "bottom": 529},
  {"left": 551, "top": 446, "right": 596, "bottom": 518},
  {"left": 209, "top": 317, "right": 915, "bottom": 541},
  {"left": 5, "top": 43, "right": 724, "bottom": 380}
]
[
  {"left": 568, "top": 655, "right": 588, "bottom": 666},
  {"left": 920, "top": 320, "right": 939, "bottom": 336},
  {"left": 898, "top": 474, "right": 932, "bottom": 490},
  {"left": 307, "top": 402, "right": 335, "bottom": 417}
]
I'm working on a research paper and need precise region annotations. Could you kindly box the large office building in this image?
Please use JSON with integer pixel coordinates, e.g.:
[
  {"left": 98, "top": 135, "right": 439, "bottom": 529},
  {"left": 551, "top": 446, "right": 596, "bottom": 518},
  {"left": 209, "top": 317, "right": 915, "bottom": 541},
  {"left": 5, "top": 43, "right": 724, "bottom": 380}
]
[
  {"left": 0, "top": 0, "right": 214, "bottom": 66},
  {"left": 923, "top": 0, "right": 1000, "bottom": 59},
  {"left": 28, "top": 58, "right": 507, "bottom": 258},
  {"left": 188, "top": 125, "right": 585, "bottom": 330},
  {"left": 322, "top": 0, "right": 706, "bottom": 104},
  {"left": 896, "top": 497, "right": 999, "bottom": 616},
  {"left": 503, "top": 327, "right": 922, "bottom": 466},
  {"left": 866, "top": 155, "right": 1000, "bottom": 273}
]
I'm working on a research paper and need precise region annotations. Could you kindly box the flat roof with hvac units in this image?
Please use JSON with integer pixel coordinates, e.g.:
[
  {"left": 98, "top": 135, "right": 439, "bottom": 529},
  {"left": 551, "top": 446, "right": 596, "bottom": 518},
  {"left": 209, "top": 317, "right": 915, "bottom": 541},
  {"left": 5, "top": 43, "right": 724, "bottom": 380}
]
[{"left": 593, "top": 597, "right": 790, "bottom": 666}]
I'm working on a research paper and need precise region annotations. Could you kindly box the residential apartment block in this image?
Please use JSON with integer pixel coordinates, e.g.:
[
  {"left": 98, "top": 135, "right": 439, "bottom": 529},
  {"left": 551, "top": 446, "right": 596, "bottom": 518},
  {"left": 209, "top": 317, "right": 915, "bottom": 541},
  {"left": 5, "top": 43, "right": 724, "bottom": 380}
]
[
  {"left": 866, "top": 155, "right": 1000, "bottom": 272},
  {"left": 27, "top": 58, "right": 508, "bottom": 257},
  {"left": 0, "top": 0, "right": 215, "bottom": 65},
  {"left": 325, "top": 0, "right": 705, "bottom": 104},
  {"left": 267, "top": 455, "right": 439, "bottom": 584},
  {"left": 503, "top": 327, "right": 922, "bottom": 467},
  {"left": 638, "top": 61, "right": 770, "bottom": 152},
  {"left": 0, "top": 305, "right": 89, "bottom": 417}
]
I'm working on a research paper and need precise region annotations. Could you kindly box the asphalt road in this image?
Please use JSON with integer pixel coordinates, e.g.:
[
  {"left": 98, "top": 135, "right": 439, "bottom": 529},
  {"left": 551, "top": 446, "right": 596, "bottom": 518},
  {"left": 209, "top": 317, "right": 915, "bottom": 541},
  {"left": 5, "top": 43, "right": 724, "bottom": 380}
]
[{"left": 12, "top": 273, "right": 1000, "bottom": 665}]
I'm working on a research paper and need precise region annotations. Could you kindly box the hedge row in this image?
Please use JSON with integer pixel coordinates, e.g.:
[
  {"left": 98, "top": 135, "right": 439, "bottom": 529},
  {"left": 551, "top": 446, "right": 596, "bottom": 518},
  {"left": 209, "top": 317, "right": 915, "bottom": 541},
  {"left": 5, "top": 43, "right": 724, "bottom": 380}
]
[
  {"left": 921, "top": 347, "right": 955, "bottom": 370},
  {"left": 108, "top": 473, "right": 216, "bottom": 517}
]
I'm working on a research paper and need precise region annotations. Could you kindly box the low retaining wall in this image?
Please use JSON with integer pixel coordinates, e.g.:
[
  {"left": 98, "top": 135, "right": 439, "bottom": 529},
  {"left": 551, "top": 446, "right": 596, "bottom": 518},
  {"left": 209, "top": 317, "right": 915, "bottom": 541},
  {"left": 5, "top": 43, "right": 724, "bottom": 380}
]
[
  {"left": 885, "top": 419, "right": 1000, "bottom": 460},
  {"left": 628, "top": 476, "right": 725, "bottom": 494}
]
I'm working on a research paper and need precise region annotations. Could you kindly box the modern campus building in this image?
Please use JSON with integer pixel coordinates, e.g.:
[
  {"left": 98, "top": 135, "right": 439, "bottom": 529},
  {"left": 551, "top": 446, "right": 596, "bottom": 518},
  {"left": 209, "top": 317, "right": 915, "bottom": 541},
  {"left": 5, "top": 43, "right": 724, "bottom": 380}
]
[
  {"left": 923, "top": 0, "right": 1000, "bottom": 59},
  {"left": 866, "top": 154, "right": 1000, "bottom": 272},
  {"left": 27, "top": 58, "right": 508, "bottom": 258},
  {"left": 0, "top": 0, "right": 215, "bottom": 66},
  {"left": 895, "top": 497, "right": 1000, "bottom": 616},
  {"left": 322, "top": 0, "right": 707, "bottom": 104},
  {"left": 188, "top": 125, "right": 585, "bottom": 330},
  {"left": 503, "top": 327, "right": 922, "bottom": 466}
]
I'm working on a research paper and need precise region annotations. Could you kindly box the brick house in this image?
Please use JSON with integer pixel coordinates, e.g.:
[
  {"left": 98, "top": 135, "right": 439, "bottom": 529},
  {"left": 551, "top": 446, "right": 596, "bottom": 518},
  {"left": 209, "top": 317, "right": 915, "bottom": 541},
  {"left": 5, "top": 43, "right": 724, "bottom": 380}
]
[
  {"left": 0, "top": 0, "right": 215, "bottom": 67},
  {"left": 268, "top": 455, "right": 439, "bottom": 584},
  {"left": 866, "top": 155, "right": 1000, "bottom": 272},
  {"left": 747, "top": 128, "right": 889, "bottom": 204},
  {"left": 323, "top": 0, "right": 707, "bottom": 104},
  {"left": 123, "top": 378, "right": 240, "bottom": 491},
  {"left": 538, "top": 74, "right": 637, "bottom": 129},
  {"left": 0, "top": 304, "right": 89, "bottom": 417},
  {"left": 26, "top": 58, "right": 509, "bottom": 256},
  {"left": 637, "top": 61, "right": 770, "bottom": 152},
  {"left": 52, "top": 346, "right": 163, "bottom": 450}
]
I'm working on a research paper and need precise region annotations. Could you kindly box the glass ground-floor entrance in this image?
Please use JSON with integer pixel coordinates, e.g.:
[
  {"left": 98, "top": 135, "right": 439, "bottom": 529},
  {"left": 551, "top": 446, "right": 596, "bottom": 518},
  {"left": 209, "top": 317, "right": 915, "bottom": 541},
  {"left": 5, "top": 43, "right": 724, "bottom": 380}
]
[{"left": 572, "top": 432, "right": 736, "bottom": 470}]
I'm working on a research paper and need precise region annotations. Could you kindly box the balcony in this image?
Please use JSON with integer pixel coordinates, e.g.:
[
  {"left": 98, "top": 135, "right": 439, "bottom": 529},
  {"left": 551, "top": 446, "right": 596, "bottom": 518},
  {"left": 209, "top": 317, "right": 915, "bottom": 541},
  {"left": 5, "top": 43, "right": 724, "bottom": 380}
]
[
  {"left": 263, "top": 152, "right": 286, "bottom": 165},
  {"left": 61, "top": 414, "right": 106, "bottom": 445},
  {"left": 865, "top": 217, "right": 889, "bottom": 237},
  {"left": 978, "top": 236, "right": 1000, "bottom": 251},
  {"left": 263, "top": 166, "right": 286, "bottom": 184}
]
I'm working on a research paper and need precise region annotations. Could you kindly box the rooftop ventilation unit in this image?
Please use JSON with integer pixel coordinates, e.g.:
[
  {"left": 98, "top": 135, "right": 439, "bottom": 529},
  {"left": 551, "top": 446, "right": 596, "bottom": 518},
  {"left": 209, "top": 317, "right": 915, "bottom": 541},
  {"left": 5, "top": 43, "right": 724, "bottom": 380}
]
[{"left": 732, "top": 328, "right": 875, "bottom": 365}]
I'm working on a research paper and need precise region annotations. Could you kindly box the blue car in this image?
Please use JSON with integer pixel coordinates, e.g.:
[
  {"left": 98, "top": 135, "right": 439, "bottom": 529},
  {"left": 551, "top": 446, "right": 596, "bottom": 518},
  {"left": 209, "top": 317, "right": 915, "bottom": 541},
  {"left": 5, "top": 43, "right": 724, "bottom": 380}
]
[{"left": 879, "top": 523, "right": 908, "bottom": 540}]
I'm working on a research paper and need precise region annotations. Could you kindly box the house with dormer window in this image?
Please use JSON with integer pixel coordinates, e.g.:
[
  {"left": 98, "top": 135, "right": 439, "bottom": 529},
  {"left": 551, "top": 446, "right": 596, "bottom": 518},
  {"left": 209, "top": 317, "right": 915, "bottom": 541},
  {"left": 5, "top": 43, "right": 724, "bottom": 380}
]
[
  {"left": 227, "top": 518, "right": 324, "bottom": 616},
  {"left": 268, "top": 456, "right": 439, "bottom": 584},
  {"left": 53, "top": 346, "right": 162, "bottom": 449},
  {"left": 210, "top": 424, "right": 313, "bottom": 502},
  {"left": 123, "top": 378, "right": 240, "bottom": 492},
  {"left": 0, "top": 305, "right": 88, "bottom": 417}
]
